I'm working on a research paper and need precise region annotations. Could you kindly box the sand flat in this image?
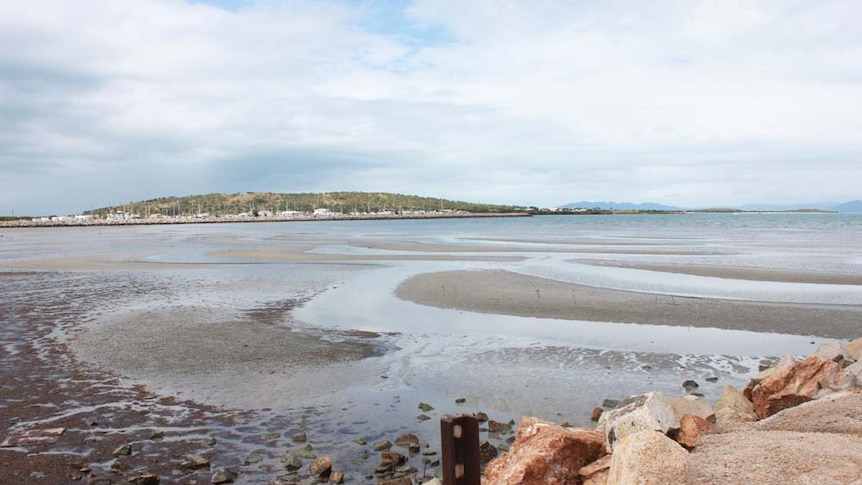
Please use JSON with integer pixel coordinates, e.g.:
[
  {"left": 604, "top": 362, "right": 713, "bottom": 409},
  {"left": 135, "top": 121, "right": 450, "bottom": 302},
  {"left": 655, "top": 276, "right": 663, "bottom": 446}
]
[
  {"left": 207, "top": 248, "right": 526, "bottom": 262},
  {"left": 573, "top": 259, "right": 862, "bottom": 285},
  {"left": 395, "top": 269, "right": 862, "bottom": 339}
]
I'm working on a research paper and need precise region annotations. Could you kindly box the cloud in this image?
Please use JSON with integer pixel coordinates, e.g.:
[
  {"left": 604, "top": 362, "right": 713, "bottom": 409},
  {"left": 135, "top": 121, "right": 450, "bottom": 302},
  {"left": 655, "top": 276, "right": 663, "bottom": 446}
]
[{"left": 0, "top": 0, "right": 860, "bottom": 214}]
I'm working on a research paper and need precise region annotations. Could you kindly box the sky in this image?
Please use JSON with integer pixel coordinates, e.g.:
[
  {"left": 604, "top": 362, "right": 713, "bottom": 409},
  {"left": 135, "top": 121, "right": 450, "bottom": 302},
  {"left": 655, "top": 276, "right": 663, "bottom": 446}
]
[{"left": 1, "top": 0, "right": 861, "bottom": 215}]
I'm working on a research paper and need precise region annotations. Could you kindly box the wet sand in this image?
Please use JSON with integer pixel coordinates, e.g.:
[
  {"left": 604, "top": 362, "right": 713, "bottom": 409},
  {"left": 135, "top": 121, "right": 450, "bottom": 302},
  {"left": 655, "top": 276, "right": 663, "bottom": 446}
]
[
  {"left": 574, "top": 259, "right": 862, "bottom": 286},
  {"left": 208, "top": 248, "right": 525, "bottom": 262},
  {"left": 395, "top": 270, "right": 862, "bottom": 339}
]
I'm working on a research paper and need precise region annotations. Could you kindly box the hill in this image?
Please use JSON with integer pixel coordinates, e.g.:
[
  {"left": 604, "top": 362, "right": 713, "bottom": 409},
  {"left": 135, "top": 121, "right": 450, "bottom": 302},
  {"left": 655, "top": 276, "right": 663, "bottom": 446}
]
[
  {"left": 86, "top": 192, "right": 521, "bottom": 217},
  {"left": 833, "top": 200, "right": 862, "bottom": 213}
]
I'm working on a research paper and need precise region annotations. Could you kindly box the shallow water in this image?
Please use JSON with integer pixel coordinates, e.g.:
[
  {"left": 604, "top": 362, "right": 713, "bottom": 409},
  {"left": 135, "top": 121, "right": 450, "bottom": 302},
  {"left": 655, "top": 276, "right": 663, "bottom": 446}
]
[{"left": 2, "top": 214, "right": 861, "bottom": 483}]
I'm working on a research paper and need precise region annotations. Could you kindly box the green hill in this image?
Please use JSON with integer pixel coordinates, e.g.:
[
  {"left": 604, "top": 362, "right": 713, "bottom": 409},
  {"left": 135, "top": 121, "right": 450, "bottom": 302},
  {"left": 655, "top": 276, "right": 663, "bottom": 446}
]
[{"left": 87, "top": 192, "right": 522, "bottom": 217}]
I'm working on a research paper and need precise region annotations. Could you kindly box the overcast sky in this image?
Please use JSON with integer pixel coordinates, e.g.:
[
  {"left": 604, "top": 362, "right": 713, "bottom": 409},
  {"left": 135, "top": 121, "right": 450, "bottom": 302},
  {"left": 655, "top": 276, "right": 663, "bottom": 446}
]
[{"left": 1, "top": 0, "right": 861, "bottom": 214}]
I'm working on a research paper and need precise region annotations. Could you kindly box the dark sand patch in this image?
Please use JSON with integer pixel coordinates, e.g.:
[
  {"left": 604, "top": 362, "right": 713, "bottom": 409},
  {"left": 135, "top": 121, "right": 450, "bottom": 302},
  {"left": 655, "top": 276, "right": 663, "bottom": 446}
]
[
  {"left": 573, "top": 259, "right": 862, "bottom": 285},
  {"left": 395, "top": 270, "right": 862, "bottom": 339}
]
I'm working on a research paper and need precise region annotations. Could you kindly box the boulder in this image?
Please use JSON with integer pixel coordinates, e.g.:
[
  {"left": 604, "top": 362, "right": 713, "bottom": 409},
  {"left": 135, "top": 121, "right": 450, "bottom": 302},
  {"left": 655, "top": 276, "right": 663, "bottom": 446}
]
[
  {"left": 744, "top": 354, "right": 796, "bottom": 400},
  {"left": 713, "top": 385, "right": 757, "bottom": 424},
  {"left": 580, "top": 455, "right": 611, "bottom": 485},
  {"left": 596, "top": 392, "right": 677, "bottom": 448},
  {"left": 831, "top": 360, "right": 862, "bottom": 391},
  {"left": 667, "top": 395, "right": 714, "bottom": 422},
  {"left": 671, "top": 414, "right": 715, "bottom": 449},
  {"left": 814, "top": 341, "right": 855, "bottom": 365},
  {"left": 606, "top": 430, "right": 687, "bottom": 485},
  {"left": 483, "top": 417, "right": 606, "bottom": 485},
  {"left": 845, "top": 337, "right": 862, "bottom": 361},
  {"left": 756, "top": 391, "right": 862, "bottom": 436},
  {"left": 750, "top": 355, "right": 841, "bottom": 419}
]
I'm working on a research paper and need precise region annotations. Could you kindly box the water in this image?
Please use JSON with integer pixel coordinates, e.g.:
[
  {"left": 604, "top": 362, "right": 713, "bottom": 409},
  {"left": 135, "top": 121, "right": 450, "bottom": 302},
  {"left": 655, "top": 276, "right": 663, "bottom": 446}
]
[{"left": 2, "top": 213, "right": 861, "bottom": 483}]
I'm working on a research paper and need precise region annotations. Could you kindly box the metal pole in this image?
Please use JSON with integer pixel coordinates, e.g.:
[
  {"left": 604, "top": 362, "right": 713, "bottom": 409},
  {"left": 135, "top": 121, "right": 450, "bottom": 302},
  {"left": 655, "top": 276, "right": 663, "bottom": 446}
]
[{"left": 440, "top": 415, "right": 480, "bottom": 485}]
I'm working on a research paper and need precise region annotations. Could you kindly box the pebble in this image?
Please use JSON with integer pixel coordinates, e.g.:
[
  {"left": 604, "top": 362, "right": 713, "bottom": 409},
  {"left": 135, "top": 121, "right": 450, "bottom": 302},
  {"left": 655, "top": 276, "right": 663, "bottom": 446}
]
[
  {"left": 683, "top": 380, "right": 700, "bottom": 391},
  {"left": 417, "top": 414, "right": 431, "bottom": 421},
  {"left": 590, "top": 407, "right": 603, "bottom": 422},
  {"left": 291, "top": 431, "right": 307, "bottom": 443},
  {"left": 706, "top": 377, "right": 719, "bottom": 383},
  {"left": 185, "top": 454, "right": 211, "bottom": 470},
  {"left": 112, "top": 444, "right": 132, "bottom": 457},
  {"left": 373, "top": 440, "right": 392, "bottom": 451},
  {"left": 353, "top": 437, "right": 367, "bottom": 446},
  {"left": 211, "top": 467, "right": 237, "bottom": 484},
  {"left": 418, "top": 402, "right": 434, "bottom": 412},
  {"left": 455, "top": 398, "right": 467, "bottom": 404}
]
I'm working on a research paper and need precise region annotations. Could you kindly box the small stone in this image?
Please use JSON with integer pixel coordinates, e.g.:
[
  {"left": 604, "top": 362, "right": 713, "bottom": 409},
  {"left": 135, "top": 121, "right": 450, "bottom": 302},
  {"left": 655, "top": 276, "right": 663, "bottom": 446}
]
[
  {"left": 244, "top": 453, "right": 263, "bottom": 465},
  {"left": 185, "top": 454, "right": 211, "bottom": 470},
  {"left": 376, "top": 451, "right": 406, "bottom": 473},
  {"left": 479, "top": 441, "right": 498, "bottom": 467},
  {"left": 378, "top": 478, "right": 412, "bottom": 485},
  {"left": 261, "top": 432, "right": 280, "bottom": 441},
  {"left": 112, "top": 444, "right": 132, "bottom": 457},
  {"left": 682, "top": 380, "right": 700, "bottom": 392},
  {"left": 291, "top": 431, "right": 307, "bottom": 443},
  {"left": 590, "top": 407, "right": 603, "bottom": 422},
  {"left": 150, "top": 430, "right": 165, "bottom": 440},
  {"left": 203, "top": 437, "right": 217, "bottom": 446},
  {"left": 211, "top": 467, "right": 237, "bottom": 484},
  {"left": 281, "top": 454, "right": 302, "bottom": 471},
  {"left": 329, "top": 471, "right": 344, "bottom": 484},
  {"left": 418, "top": 402, "right": 434, "bottom": 412},
  {"left": 373, "top": 440, "right": 392, "bottom": 451},
  {"left": 706, "top": 377, "right": 719, "bottom": 383},
  {"left": 417, "top": 414, "right": 431, "bottom": 421},
  {"left": 474, "top": 412, "right": 489, "bottom": 422},
  {"left": 455, "top": 398, "right": 466, "bottom": 404},
  {"left": 309, "top": 456, "right": 332, "bottom": 477},
  {"left": 422, "top": 450, "right": 437, "bottom": 456},
  {"left": 129, "top": 470, "right": 160, "bottom": 485},
  {"left": 487, "top": 420, "right": 513, "bottom": 434},
  {"left": 395, "top": 434, "right": 419, "bottom": 448},
  {"left": 353, "top": 437, "right": 367, "bottom": 446},
  {"left": 86, "top": 476, "right": 112, "bottom": 485},
  {"left": 602, "top": 399, "right": 620, "bottom": 409}
]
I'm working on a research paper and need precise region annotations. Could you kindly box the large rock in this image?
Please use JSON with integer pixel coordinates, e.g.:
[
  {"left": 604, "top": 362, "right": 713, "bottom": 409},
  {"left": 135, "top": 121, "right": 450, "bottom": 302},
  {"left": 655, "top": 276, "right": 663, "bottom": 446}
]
[
  {"left": 749, "top": 355, "right": 841, "bottom": 419},
  {"left": 756, "top": 391, "right": 862, "bottom": 436},
  {"left": 814, "top": 341, "right": 855, "bottom": 365},
  {"left": 483, "top": 417, "right": 606, "bottom": 485},
  {"left": 667, "top": 395, "right": 714, "bottom": 422},
  {"left": 713, "top": 385, "right": 757, "bottom": 424},
  {"left": 687, "top": 430, "right": 862, "bottom": 485},
  {"left": 845, "top": 337, "right": 862, "bottom": 361},
  {"left": 671, "top": 414, "right": 715, "bottom": 449},
  {"left": 596, "top": 392, "right": 676, "bottom": 448},
  {"left": 606, "top": 430, "right": 687, "bottom": 485},
  {"left": 744, "top": 354, "right": 796, "bottom": 400},
  {"left": 579, "top": 455, "right": 611, "bottom": 485}
]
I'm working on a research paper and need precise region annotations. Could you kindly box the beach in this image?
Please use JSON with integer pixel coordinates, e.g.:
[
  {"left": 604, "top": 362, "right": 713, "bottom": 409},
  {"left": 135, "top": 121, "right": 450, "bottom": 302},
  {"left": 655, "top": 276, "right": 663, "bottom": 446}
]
[{"left": 1, "top": 214, "right": 860, "bottom": 484}]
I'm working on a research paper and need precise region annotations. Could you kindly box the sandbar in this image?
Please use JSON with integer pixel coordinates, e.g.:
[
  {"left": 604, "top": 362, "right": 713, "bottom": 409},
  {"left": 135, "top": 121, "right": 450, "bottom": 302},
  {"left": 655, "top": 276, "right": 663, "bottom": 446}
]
[
  {"left": 574, "top": 259, "right": 862, "bottom": 286},
  {"left": 395, "top": 270, "right": 862, "bottom": 339}
]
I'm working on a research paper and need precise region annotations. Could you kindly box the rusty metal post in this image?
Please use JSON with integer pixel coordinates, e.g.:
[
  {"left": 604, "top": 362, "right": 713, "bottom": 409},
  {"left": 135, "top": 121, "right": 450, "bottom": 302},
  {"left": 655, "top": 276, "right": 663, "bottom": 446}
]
[{"left": 440, "top": 414, "right": 480, "bottom": 485}]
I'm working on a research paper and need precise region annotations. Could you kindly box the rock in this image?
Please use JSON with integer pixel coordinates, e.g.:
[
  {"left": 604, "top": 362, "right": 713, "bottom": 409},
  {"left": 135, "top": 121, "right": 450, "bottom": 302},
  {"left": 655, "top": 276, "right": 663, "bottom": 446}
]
[
  {"left": 833, "top": 360, "right": 862, "bottom": 390},
  {"left": 814, "top": 341, "right": 855, "bottom": 365},
  {"left": 418, "top": 402, "right": 434, "bottom": 412},
  {"left": 281, "top": 454, "right": 303, "bottom": 471},
  {"left": 378, "top": 478, "right": 412, "bottom": 485},
  {"left": 845, "top": 337, "right": 862, "bottom": 361},
  {"left": 682, "top": 380, "right": 699, "bottom": 392},
  {"left": 483, "top": 417, "right": 606, "bottom": 485},
  {"left": 602, "top": 399, "right": 620, "bottom": 409},
  {"left": 260, "top": 432, "right": 280, "bottom": 441},
  {"left": 211, "top": 467, "right": 237, "bottom": 484},
  {"left": 579, "top": 454, "right": 611, "bottom": 479},
  {"left": 184, "top": 454, "right": 211, "bottom": 469},
  {"left": 394, "top": 433, "right": 419, "bottom": 448},
  {"left": 291, "top": 431, "right": 307, "bottom": 443},
  {"left": 112, "top": 444, "right": 132, "bottom": 457},
  {"left": 479, "top": 440, "right": 498, "bottom": 467},
  {"left": 129, "top": 471, "right": 160, "bottom": 485},
  {"left": 590, "top": 407, "right": 603, "bottom": 422},
  {"left": 487, "top": 419, "right": 514, "bottom": 434},
  {"left": 756, "top": 391, "right": 862, "bottom": 435},
  {"left": 290, "top": 445, "right": 316, "bottom": 459},
  {"left": 455, "top": 398, "right": 466, "bottom": 404},
  {"left": 744, "top": 354, "right": 796, "bottom": 399},
  {"left": 309, "top": 456, "right": 332, "bottom": 477},
  {"left": 667, "top": 395, "right": 714, "bottom": 423},
  {"left": 202, "top": 437, "right": 217, "bottom": 446},
  {"left": 376, "top": 451, "right": 406, "bottom": 473},
  {"left": 606, "top": 430, "right": 687, "bottom": 485},
  {"left": 474, "top": 411, "right": 489, "bottom": 422},
  {"left": 688, "top": 429, "right": 862, "bottom": 485},
  {"left": 244, "top": 453, "right": 263, "bottom": 465},
  {"left": 705, "top": 377, "right": 719, "bottom": 383},
  {"left": 750, "top": 355, "right": 841, "bottom": 419},
  {"left": 373, "top": 440, "right": 392, "bottom": 451},
  {"left": 714, "top": 385, "right": 757, "bottom": 424},
  {"left": 353, "top": 437, "right": 367, "bottom": 446},
  {"left": 86, "top": 476, "right": 112, "bottom": 485},
  {"left": 416, "top": 414, "right": 431, "bottom": 421},
  {"left": 421, "top": 479, "right": 442, "bottom": 485},
  {"left": 584, "top": 471, "right": 608, "bottom": 485},
  {"left": 150, "top": 430, "right": 165, "bottom": 440},
  {"left": 671, "top": 414, "right": 715, "bottom": 449},
  {"left": 596, "top": 392, "right": 677, "bottom": 449},
  {"left": 330, "top": 471, "right": 344, "bottom": 484}
]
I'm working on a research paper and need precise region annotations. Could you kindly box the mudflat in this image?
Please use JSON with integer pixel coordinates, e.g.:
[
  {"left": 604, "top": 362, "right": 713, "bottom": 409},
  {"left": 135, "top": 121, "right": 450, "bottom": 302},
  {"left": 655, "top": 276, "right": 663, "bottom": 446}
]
[{"left": 395, "top": 269, "right": 862, "bottom": 339}]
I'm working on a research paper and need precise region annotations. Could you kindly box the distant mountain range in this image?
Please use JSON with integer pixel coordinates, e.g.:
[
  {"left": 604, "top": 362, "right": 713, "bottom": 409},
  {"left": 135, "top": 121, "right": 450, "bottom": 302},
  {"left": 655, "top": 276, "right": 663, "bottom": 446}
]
[{"left": 559, "top": 200, "right": 862, "bottom": 213}]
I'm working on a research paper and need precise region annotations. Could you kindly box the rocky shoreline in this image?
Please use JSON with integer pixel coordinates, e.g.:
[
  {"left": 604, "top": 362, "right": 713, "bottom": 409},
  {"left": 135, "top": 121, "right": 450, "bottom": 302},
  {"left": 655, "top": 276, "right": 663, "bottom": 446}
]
[{"left": 482, "top": 337, "right": 862, "bottom": 485}]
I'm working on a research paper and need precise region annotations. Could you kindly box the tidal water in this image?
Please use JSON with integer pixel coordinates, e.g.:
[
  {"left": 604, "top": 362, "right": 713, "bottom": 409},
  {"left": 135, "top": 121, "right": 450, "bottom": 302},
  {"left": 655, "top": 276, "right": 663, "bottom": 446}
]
[{"left": 2, "top": 213, "right": 861, "bottom": 482}]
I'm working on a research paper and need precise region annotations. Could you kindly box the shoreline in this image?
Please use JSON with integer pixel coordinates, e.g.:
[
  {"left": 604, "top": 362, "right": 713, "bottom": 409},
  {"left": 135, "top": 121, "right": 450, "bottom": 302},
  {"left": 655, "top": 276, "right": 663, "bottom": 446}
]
[{"left": 395, "top": 269, "right": 862, "bottom": 339}]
